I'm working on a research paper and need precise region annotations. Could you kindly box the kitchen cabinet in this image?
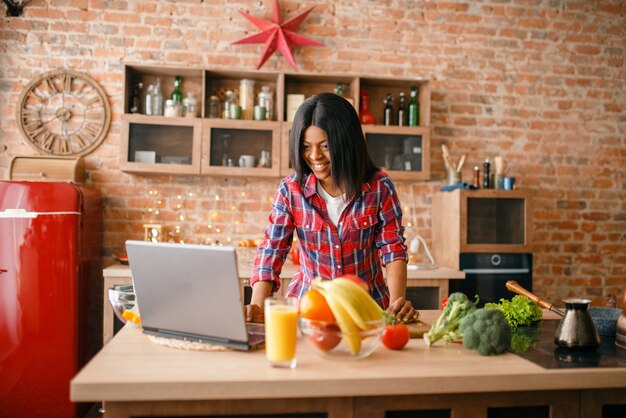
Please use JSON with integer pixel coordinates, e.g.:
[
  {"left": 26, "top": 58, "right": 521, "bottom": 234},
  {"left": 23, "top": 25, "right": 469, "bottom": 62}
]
[
  {"left": 120, "top": 64, "right": 431, "bottom": 182},
  {"left": 432, "top": 188, "right": 533, "bottom": 270}
]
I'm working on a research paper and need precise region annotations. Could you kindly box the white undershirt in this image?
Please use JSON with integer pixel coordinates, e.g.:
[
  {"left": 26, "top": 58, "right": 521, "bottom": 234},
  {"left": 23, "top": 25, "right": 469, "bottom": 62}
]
[{"left": 317, "top": 181, "right": 348, "bottom": 227}]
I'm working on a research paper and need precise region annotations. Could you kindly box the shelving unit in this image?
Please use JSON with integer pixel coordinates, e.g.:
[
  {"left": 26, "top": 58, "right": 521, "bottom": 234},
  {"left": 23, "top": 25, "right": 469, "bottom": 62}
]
[{"left": 120, "top": 64, "right": 432, "bottom": 182}]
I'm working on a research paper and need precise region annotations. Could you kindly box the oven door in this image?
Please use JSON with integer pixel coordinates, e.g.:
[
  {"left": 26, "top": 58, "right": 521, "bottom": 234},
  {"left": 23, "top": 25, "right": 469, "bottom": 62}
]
[{"left": 450, "top": 253, "right": 532, "bottom": 306}]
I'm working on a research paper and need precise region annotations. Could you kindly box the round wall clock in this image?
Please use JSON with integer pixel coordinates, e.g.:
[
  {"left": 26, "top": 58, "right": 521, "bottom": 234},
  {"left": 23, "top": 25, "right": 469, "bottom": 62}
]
[{"left": 16, "top": 69, "right": 111, "bottom": 157}]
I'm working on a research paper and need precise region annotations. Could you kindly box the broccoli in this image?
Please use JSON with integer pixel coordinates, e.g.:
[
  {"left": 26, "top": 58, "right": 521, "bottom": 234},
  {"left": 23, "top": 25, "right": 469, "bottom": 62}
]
[
  {"left": 459, "top": 308, "right": 511, "bottom": 356},
  {"left": 423, "top": 292, "right": 478, "bottom": 346}
]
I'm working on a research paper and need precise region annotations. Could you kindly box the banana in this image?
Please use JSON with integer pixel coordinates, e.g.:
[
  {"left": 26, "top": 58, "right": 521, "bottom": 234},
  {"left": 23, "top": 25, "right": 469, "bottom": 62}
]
[
  {"left": 318, "top": 280, "right": 370, "bottom": 330},
  {"left": 314, "top": 281, "right": 362, "bottom": 354},
  {"left": 332, "top": 278, "right": 384, "bottom": 323}
]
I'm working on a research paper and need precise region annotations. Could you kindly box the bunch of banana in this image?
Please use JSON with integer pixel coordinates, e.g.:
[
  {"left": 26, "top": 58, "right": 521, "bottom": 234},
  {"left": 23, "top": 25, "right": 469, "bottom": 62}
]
[{"left": 312, "top": 277, "right": 384, "bottom": 354}]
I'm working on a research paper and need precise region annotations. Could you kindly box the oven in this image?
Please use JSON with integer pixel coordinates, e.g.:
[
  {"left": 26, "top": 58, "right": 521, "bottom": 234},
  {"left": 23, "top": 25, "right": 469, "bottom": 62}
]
[{"left": 450, "top": 253, "right": 532, "bottom": 306}]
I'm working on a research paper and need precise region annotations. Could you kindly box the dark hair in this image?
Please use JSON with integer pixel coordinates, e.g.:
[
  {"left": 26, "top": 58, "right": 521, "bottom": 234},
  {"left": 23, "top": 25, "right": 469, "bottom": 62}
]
[{"left": 289, "top": 92, "right": 379, "bottom": 199}]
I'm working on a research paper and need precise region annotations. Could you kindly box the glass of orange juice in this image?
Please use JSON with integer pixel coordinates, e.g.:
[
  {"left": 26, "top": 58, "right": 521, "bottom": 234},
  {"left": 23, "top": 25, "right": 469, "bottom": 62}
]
[{"left": 264, "top": 295, "right": 298, "bottom": 368}]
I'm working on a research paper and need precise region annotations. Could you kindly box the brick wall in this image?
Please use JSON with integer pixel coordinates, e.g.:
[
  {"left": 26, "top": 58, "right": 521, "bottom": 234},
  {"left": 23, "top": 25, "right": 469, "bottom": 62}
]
[{"left": 1, "top": 0, "right": 624, "bottom": 306}]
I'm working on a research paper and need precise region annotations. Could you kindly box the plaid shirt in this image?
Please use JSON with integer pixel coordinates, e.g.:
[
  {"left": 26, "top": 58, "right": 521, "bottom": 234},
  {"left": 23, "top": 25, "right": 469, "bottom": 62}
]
[{"left": 251, "top": 171, "right": 407, "bottom": 309}]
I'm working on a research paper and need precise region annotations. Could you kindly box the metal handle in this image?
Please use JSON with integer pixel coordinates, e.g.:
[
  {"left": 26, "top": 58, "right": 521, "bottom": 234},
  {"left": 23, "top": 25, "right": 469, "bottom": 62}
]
[{"left": 462, "top": 268, "right": 530, "bottom": 275}]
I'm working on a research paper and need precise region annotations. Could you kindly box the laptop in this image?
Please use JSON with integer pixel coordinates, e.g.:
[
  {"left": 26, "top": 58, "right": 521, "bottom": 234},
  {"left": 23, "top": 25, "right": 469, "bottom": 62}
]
[{"left": 125, "top": 240, "right": 265, "bottom": 351}]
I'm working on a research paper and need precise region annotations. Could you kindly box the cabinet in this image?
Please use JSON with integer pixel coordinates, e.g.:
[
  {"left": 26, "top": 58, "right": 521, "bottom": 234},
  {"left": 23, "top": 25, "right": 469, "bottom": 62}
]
[
  {"left": 431, "top": 189, "right": 533, "bottom": 270},
  {"left": 120, "top": 64, "right": 431, "bottom": 181}
]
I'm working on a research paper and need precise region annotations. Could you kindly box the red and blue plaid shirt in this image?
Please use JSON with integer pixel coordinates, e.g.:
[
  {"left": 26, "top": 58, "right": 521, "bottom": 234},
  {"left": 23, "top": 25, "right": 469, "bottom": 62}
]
[{"left": 251, "top": 171, "right": 407, "bottom": 309}]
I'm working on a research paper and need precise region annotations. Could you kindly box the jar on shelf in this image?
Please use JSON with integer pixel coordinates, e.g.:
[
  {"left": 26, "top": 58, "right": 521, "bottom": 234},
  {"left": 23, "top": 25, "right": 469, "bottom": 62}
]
[
  {"left": 164, "top": 99, "right": 178, "bottom": 118},
  {"left": 223, "top": 90, "right": 238, "bottom": 119},
  {"left": 257, "top": 85, "right": 273, "bottom": 121},
  {"left": 239, "top": 79, "right": 255, "bottom": 120},
  {"left": 182, "top": 92, "right": 198, "bottom": 118},
  {"left": 208, "top": 95, "right": 221, "bottom": 118}
]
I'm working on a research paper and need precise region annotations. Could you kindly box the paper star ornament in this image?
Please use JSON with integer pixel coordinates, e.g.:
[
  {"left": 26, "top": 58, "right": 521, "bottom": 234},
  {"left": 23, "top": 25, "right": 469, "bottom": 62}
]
[{"left": 233, "top": 0, "right": 325, "bottom": 70}]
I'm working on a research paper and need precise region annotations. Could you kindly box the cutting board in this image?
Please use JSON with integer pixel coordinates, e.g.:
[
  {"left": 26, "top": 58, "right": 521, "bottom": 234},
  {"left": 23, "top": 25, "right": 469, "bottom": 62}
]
[{"left": 407, "top": 320, "right": 430, "bottom": 339}]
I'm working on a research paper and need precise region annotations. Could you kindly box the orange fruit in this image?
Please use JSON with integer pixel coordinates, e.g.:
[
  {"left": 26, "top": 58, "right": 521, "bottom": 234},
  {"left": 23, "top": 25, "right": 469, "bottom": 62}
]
[{"left": 299, "top": 289, "right": 335, "bottom": 322}]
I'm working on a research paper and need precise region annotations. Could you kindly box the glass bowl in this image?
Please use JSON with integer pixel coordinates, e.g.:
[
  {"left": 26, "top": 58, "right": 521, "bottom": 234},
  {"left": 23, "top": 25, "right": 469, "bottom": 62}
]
[
  {"left": 108, "top": 285, "right": 136, "bottom": 324},
  {"left": 299, "top": 317, "right": 385, "bottom": 360}
]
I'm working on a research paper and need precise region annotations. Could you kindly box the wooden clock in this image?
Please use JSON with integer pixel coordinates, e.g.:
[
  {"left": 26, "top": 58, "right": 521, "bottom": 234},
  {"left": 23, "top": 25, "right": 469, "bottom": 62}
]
[{"left": 16, "top": 69, "right": 111, "bottom": 157}]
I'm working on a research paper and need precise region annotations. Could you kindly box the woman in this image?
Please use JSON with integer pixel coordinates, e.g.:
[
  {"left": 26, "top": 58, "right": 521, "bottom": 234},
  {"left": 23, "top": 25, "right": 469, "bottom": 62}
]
[{"left": 246, "top": 92, "right": 416, "bottom": 323}]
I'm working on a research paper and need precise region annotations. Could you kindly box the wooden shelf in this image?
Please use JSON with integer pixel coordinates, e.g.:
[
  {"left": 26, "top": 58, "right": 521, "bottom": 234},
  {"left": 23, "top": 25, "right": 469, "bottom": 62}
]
[{"left": 120, "top": 64, "right": 431, "bottom": 182}]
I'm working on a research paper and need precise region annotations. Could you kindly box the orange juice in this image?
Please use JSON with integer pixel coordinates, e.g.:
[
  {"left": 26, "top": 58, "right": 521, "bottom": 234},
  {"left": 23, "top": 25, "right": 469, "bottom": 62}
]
[{"left": 264, "top": 297, "right": 298, "bottom": 368}]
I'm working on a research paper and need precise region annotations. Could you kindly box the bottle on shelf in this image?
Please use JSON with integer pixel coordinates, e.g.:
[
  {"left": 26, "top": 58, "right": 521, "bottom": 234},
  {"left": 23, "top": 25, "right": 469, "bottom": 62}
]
[
  {"left": 130, "top": 82, "right": 142, "bottom": 114},
  {"left": 408, "top": 86, "right": 420, "bottom": 126},
  {"left": 182, "top": 92, "right": 198, "bottom": 118},
  {"left": 473, "top": 165, "right": 480, "bottom": 188},
  {"left": 483, "top": 159, "right": 491, "bottom": 189},
  {"left": 144, "top": 84, "right": 154, "bottom": 116},
  {"left": 334, "top": 82, "right": 344, "bottom": 97},
  {"left": 383, "top": 93, "right": 394, "bottom": 126},
  {"left": 397, "top": 92, "right": 406, "bottom": 127},
  {"left": 359, "top": 89, "right": 376, "bottom": 125},
  {"left": 171, "top": 76, "right": 183, "bottom": 116},
  {"left": 257, "top": 85, "right": 273, "bottom": 121},
  {"left": 153, "top": 78, "right": 164, "bottom": 116}
]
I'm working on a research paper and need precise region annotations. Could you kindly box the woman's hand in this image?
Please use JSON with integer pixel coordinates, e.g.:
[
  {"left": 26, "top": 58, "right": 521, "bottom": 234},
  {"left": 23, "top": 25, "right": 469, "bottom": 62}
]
[
  {"left": 387, "top": 297, "right": 419, "bottom": 323},
  {"left": 245, "top": 304, "right": 264, "bottom": 323}
]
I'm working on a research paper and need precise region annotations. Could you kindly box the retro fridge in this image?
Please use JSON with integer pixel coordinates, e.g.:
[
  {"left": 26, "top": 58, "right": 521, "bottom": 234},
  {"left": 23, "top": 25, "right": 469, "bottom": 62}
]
[{"left": 0, "top": 181, "right": 102, "bottom": 418}]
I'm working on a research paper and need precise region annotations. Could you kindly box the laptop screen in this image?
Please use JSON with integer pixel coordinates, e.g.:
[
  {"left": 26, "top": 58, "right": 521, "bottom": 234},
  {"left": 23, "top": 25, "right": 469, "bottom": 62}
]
[{"left": 125, "top": 240, "right": 253, "bottom": 348}]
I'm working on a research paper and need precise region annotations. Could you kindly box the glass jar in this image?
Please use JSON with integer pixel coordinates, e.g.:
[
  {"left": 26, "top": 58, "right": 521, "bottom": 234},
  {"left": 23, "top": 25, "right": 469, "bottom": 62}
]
[
  {"left": 208, "top": 95, "right": 221, "bottom": 118},
  {"left": 164, "top": 99, "right": 178, "bottom": 117},
  {"left": 258, "top": 85, "right": 273, "bottom": 121},
  {"left": 182, "top": 92, "right": 198, "bottom": 118},
  {"left": 223, "top": 90, "right": 237, "bottom": 119},
  {"left": 239, "top": 79, "right": 255, "bottom": 120}
]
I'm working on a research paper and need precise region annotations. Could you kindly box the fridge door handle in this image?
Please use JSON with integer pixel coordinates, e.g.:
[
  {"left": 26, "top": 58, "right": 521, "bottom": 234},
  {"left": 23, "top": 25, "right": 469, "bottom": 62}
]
[
  {"left": 462, "top": 268, "right": 530, "bottom": 274},
  {"left": 0, "top": 268, "right": 7, "bottom": 274},
  {"left": 0, "top": 208, "right": 81, "bottom": 218}
]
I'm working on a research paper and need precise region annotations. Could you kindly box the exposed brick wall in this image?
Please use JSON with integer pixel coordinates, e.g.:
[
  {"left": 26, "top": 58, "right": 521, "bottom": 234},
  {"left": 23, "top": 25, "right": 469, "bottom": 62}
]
[{"left": 1, "top": 0, "right": 624, "bottom": 306}]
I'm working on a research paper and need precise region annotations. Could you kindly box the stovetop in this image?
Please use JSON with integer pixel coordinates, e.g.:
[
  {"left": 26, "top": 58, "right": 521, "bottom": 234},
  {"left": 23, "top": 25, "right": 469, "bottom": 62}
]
[{"left": 512, "top": 320, "right": 626, "bottom": 369}]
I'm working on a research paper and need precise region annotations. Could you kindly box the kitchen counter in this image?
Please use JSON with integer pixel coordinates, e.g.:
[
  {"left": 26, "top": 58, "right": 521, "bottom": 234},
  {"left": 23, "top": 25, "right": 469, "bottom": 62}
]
[
  {"left": 102, "top": 261, "right": 464, "bottom": 344},
  {"left": 73, "top": 311, "right": 626, "bottom": 418}
]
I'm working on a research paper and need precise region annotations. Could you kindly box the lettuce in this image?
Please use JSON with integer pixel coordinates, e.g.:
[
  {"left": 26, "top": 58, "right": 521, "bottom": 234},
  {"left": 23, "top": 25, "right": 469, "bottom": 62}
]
[{"left": 485, "top": 295, "right": 542, "bottom": 329}]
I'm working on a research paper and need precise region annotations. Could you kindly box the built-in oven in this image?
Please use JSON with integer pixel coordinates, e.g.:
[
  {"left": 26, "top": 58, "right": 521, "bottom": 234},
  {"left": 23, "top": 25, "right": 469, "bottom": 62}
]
[{"left": 450, "top": 253, "right": 532, "bottom": 306}]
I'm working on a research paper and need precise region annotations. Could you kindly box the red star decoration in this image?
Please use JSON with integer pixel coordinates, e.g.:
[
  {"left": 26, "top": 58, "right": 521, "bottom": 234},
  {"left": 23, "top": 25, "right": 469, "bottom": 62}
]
[{"left": 232, "top": 0, "right": 324, "bottom": 70}]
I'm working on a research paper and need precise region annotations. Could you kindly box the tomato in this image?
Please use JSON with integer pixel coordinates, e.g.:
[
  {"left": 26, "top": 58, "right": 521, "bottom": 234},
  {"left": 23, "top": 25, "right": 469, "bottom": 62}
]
[
  {"left": 340, "top": 274, "right": 369, "bottom": 292},
  {"left": 299, "top": 289, "right": 335, "bottom": 322},
  {"left": 441, "top": 297, "right": 449, "bottom": 309},
  {"left": 381, "top": 324, "right": 410, "bottom": 350},
  {"left": 308, "top": 322, "right": 341, "bottom": 351}
]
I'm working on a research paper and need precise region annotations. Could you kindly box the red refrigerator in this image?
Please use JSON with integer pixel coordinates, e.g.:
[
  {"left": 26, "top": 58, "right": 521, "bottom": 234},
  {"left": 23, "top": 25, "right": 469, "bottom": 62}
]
[{"left": 0, "top": 181, "right": 102, "bottom": 418}]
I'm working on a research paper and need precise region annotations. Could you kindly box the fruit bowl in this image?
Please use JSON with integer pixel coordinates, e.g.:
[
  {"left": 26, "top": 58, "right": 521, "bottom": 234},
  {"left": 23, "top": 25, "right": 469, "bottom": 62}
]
[
  {"left": 299, "top": 317, "right": 385, "bottom": 360},
  {"left": 108, "top": 284, "right": 136, "bottom": 324}
]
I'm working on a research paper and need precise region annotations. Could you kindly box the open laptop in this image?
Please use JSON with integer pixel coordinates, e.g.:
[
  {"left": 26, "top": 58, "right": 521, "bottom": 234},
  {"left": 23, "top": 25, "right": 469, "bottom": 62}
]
[{"left": 125, "top": 240, "right": 264, "bottom": 351}]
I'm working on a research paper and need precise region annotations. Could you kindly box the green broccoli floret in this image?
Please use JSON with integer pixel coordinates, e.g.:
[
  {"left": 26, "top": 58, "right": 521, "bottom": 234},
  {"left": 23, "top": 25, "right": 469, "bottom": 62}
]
[
  {"left": 424, "top": 292, "right": 478, "bottom": 346},
  {"left": 460, "top": 308, "right": 511, "bottom": 356}
]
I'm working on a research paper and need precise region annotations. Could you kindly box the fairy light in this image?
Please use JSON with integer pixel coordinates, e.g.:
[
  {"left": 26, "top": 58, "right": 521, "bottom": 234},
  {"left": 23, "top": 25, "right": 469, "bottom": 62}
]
[{"left": 241, "top": 191, "right": 246, "bottom": 197}]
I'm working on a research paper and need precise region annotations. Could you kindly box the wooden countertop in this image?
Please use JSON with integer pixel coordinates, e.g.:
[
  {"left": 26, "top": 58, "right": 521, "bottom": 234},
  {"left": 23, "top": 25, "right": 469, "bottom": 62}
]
[
  {"left": 103, "top": 262, "right": 465, "bottom": 281},
  {"left": 71, "top": 311, "right": 626, "bottom": 403}
]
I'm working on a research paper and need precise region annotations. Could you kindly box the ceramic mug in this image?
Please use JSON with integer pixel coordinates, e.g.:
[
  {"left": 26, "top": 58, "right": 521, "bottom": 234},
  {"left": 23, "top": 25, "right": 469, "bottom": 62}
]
[{"left": 239, "top": 155, "right": 255, "bottom": 168}]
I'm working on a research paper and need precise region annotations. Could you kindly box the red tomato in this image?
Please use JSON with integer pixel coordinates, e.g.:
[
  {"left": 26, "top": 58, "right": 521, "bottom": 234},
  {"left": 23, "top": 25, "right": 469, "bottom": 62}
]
[
  {"left": 299, "top": 289, "right": 335, "bottom": 322},
  {"left": 308, "top": 323, "right": 341, "bottom": 351},
  {"left": 340, "top": 274, "right": 369, "bottom": 292},
  {"left": 381, "top": 324, "right": 410, "bottom": 350},
  {"left": 441, "top": 297, "right": 449, "bottom": 309}
]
